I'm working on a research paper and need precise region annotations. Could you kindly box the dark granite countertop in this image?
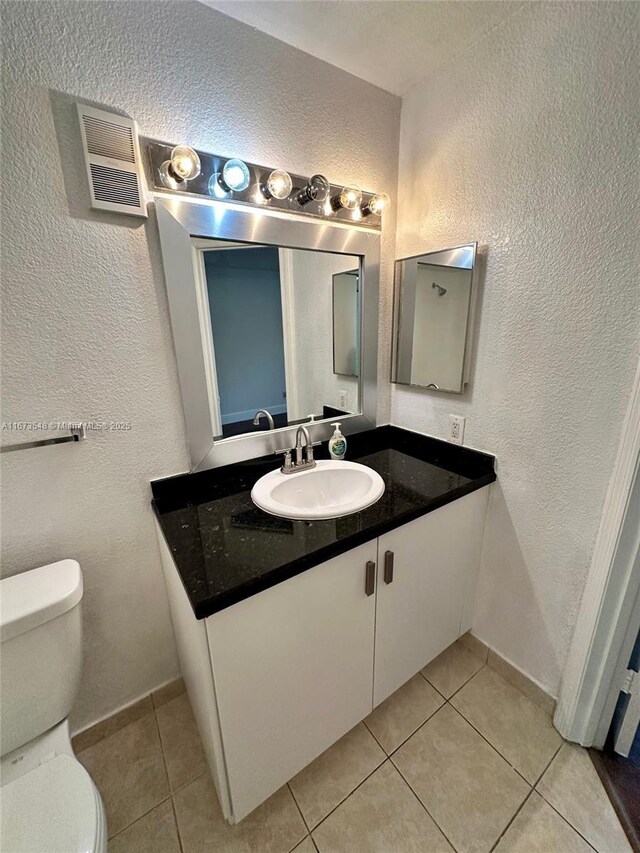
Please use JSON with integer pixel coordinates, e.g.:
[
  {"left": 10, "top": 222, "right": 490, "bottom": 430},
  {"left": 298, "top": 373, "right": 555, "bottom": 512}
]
[{"left": 151, "top": 426, "right": 496, "bottom": 619}]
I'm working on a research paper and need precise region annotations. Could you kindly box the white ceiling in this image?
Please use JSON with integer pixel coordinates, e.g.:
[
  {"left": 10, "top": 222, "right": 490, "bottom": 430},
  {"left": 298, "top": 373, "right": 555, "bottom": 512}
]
[{"left": 202, "top": 1, "right": 520, "bottom": 96}]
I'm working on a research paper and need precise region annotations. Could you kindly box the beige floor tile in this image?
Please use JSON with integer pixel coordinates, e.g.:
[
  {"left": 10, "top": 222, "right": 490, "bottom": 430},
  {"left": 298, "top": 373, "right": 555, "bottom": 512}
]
[
  {"left": 108, "top": 799, "right": 180, "bottom": 853},
  {"left": 156, "top": 692, "right": 208, "bottom": 791},
  {"left": 173, "top": 772, "right": 306, "bottom": 853},
  {"left": 365, "top": 674, "right": 444, "bottom": 754},
  {"left": 313, "top": 761, "right": 454, "bottom": 853},
  {"left": 494, "top": 791, "right": 592, "bottom": 853},
  {"left": 421, "top": 641, "right": 484, "bottom": 699},
  {"left": 536, "top": 743, "right": 632, "bottom": 853},
  {"left": 78, "top": 712, "right": 169, "bottom": 837},
  {"left": 292, "top": 839, "right": 316, "bottom": 853},
  {"left": 393, "top": 704, "right": 529, "bottom": 853},
  {"left": 450, "top": 666, "right": 562, "bottom": 783},
  {"left": 289, "top": 723, "right": 385, "bottom": 829}
]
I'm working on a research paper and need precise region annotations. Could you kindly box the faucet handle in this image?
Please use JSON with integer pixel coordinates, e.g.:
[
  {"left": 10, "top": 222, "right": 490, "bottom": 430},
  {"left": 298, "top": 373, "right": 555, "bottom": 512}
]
[{"left": 275, "top": 448, "right": 293, "bottom": 472}]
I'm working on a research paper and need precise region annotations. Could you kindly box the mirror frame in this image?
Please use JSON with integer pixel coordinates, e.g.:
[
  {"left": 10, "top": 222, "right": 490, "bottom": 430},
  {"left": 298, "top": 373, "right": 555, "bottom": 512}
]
[
  {"left": 391, "top": 242, "right": 478, "bottom": 395},
  {"left": 155, "top": 195, "right": 380, "bottom": 471}
]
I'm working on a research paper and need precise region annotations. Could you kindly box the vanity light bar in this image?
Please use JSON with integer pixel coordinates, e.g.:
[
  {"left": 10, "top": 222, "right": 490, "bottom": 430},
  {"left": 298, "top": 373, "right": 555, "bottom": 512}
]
[{"left": 144, "top": 139, "right": 388, "bottom": 229}]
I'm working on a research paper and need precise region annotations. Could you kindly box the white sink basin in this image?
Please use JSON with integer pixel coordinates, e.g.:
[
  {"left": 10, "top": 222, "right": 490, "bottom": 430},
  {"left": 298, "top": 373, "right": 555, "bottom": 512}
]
[{"left": 251, "top": 460, "right": 385, "bottom": 521}]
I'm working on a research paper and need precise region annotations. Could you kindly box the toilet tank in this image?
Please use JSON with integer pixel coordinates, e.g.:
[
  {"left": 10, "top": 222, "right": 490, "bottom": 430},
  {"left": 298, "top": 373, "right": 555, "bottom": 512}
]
[{"left": 0, "top": 560, "right": 83, "bottom": 757}]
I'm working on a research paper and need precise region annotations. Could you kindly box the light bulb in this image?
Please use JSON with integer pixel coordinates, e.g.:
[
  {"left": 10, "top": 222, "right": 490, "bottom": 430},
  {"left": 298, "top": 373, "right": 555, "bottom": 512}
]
[
  {"left": 159, "top": 145, "right": 201, "bottom": 189},
  {"left": 331, "top": 186, "right": 362, "bottom": 212},
  {"left": 208, "top": 173, "right": 232, "bottom": 199},
  {"left": 296, "top": 174, "right": 330, "bottom": 206},
  {"left": 362, "top": 192, "right": 390, "bottom": 217},
  {"left": 261, "top": 169, "right": 293, "bottom": 200},
  {"left": 219, "top": 158, "right": 250, "bottom": 192},
  {"left": 171, "top": 146, "right": 201, "bottom": 180}
]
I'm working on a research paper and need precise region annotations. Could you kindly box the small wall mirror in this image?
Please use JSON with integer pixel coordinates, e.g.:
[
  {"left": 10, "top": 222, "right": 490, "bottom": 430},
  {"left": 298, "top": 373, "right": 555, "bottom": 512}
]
[
  {"left": 333, "top": 270, "right": 359, "bottom": 378},
  {"left": 392, "top": 243, "right": 477, "bottom": 394}
]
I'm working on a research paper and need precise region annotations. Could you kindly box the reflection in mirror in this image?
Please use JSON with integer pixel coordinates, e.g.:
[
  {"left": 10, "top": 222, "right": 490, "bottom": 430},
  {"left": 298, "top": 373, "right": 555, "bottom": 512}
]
[
  {"left": 333, "top": 270, "right": 359, "bottom": 378},
  {"left": 197, "top": 240, "right": 361, "bottom": 440},
  {"left": 392, "top": 243, "right": 477, "bottom": 394}
]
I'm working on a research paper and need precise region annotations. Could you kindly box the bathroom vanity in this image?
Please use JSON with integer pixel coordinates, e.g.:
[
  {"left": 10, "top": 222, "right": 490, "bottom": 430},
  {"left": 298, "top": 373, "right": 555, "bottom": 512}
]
[
  {"left": 150, "top": 189, "right": 492, "bottom": 823},
  {"left": 152, "top": 426, "right": 495, "bottom": 823}
]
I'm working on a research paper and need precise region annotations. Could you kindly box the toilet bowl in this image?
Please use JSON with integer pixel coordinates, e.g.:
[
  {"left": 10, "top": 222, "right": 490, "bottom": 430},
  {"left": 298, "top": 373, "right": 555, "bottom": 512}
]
[{"left": 0, "top": 560, "right": 107, "bottom": 852}]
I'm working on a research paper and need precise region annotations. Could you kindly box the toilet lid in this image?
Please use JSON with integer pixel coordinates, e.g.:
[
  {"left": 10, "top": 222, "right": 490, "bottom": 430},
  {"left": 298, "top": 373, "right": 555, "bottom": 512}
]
[{"left": 0, "top": 754, "right": 100, "bottom": 853}]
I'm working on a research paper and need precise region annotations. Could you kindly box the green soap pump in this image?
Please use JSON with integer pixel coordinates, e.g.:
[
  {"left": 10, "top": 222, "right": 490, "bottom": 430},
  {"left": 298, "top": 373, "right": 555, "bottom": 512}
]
[{"left": 328, "top": 423, "right": 347, "bottom": 460}]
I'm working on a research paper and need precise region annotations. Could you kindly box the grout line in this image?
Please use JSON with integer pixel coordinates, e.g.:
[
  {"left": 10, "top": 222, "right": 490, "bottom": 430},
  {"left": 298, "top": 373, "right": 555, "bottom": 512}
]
[
  {"left": 362, "top": 718, "right": 386, "bottom": 752},
  {"left": 309, "top": 754, "right": 388, "bottom": 833},
  {"left": 490, "top": 737, "right": 566, "bottom": 852},
  {"left": 288, "top": 781, "right": 311, "bottom": 832},
  {"left": 417, "top": 667, "right": 448, "bottom": 701},
  {"left": 170, "top": 797, "right": 185, "bottom": 853},
  {"left": 107, "top": 793, "right": 173, "bottom": 841},
  {"left": 385, "top": 702, "right": 536, "bottom": 853},
  {"left": 390, "top": 757, "right": 460, "bottom": 852},
  {"left": 488, "top": 787, "right": 535, "bottom": 852},
  {"left": 152, "top": 704, "right": 206, "bottom": 852},
  {"left": 285, "top": 832, "right": 312, "bottom": 853},
  {"left": 153, "top": 706, "right": 172, "bottom": 792},
  {"left": 444, "top": 698, "right": 540, "bottom": 787},
  {"left": 173, "top": 769, "right": 209, "bottom": 796},
  {"left": 534, "top": 746, "right": 601, "bottom": 853},
  {"left": 364, "top": 696, "right": 445, "bottom": 758},
  {"left": 106, "top": 709, "right": 175, "bottom": 841},
  {"left": 532, "top": 741, "right": 563, "bottom": 789},
  {"left": 437, "top": 661, "right": 486, "bottom": 703},
  {"left": 536, "top": 795, "right": 600, "bottom": 852}
]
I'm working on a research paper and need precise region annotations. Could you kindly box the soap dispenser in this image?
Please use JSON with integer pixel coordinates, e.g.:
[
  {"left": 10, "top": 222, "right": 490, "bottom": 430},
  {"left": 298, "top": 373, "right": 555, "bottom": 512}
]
[{"left": 328, "top": 423, "right": 347, "bottom": 460}]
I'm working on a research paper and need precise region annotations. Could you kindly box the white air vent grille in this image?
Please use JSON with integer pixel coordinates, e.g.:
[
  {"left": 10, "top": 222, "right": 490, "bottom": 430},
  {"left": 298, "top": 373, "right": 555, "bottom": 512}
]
[
  {"left": 90, "top": 164, "right": 141, "bottom": 207},
  {"left": 83, "top": 115, "right": 136, "bottom": 163},
  {"left": 77, "top": 104, "right": 147, "bottom": 218}
]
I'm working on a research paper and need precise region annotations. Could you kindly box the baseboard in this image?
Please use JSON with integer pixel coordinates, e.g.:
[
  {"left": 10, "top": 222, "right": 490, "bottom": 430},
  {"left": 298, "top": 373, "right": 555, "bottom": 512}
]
[
  {"left": 461, "top": 631, "right": 557, "bottom": 717},
  {"left": 71, "top": 676, "right": 185, "bottom": 754}
]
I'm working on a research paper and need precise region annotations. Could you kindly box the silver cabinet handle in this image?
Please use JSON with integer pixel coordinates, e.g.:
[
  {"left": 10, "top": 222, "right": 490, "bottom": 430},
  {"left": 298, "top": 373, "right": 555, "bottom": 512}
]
[
  {"left": 365, "top": 561, "right": 376, "bottom": 596},
  {"left": 384, "top": 550, "right": 394, "bottom": 584}
]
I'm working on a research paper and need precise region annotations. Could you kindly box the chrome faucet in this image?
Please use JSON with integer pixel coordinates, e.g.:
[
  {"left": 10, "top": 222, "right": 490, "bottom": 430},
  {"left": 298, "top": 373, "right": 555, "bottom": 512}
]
[
  {"left": 277, "top": 425, "right": 318, "bottom": 474},
  {"left": 294, "top": 426, "right": 315, "bottom": 468},
  {"left": 253, "top": 409, "right": 275, "bottom": 430}
]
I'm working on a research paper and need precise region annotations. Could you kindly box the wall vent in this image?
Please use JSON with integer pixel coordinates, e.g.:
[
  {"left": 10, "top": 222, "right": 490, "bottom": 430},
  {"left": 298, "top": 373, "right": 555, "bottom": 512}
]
[{"left": 77, "top": 104, "right": 147, "bottom": 218}]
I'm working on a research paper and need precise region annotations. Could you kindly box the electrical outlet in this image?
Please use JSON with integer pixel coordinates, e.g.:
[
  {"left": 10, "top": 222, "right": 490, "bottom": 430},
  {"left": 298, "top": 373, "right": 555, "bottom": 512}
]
[
  {"left": 339, "top": 389, "right": 347, "bottom": 409},
  {"left": 449, "top": 415, "right": 465, "bottom": 445}
]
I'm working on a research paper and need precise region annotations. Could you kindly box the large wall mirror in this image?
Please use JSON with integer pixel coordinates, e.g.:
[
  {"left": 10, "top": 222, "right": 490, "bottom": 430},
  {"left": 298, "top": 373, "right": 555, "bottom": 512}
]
[
  {"left": 200, "top": 241, "right": 360, "bottom": 437},
  {"left": 156, "top": 197, "right": 380, "bottom": 471},
  {"left": 392, "top": 243, "right": 477, "bottom": 394}
]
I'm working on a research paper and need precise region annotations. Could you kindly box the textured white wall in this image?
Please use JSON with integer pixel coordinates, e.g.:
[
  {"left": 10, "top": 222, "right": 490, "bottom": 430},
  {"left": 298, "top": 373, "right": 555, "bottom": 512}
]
[
  {"left": 0, "top": 0, "right": 399, "bottom": 731},
  {"left": 394, "top": 2, "right": 640, "bottom": 695}
]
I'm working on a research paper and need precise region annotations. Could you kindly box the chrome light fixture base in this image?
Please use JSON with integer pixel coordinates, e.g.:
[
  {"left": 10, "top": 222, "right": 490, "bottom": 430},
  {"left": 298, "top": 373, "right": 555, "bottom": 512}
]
[{"left": 145, "top": 139, "right": 386, "bottom": 230}]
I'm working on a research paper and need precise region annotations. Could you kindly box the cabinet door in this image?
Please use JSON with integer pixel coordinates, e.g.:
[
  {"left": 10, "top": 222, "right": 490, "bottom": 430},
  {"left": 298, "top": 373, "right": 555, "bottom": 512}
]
[
  {"left": 374, "top": 487, "right": 489, "bottom": 706},
  {"left": 206, "top": 540, "right": 377, "bottom": 822}
]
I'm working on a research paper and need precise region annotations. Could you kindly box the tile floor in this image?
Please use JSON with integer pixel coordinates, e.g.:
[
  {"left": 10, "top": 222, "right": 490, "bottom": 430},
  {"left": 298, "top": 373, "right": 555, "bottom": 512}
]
[{"left": 78, "top": 640, "right": 633, "bottom": 853}]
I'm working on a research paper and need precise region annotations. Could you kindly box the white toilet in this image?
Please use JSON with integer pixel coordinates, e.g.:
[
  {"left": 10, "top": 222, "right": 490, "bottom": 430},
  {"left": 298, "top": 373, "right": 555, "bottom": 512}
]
[{"left": 0, "top": 559, "right": 107, "bottom": 852}]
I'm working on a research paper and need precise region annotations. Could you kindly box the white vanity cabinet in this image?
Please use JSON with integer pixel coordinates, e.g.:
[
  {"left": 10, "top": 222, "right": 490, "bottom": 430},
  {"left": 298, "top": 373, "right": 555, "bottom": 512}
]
[
  {"left": 373, "top": 488, "right": 490, "bottom": 705},
  {"left": 157, "top": 484, "right": 490, "bottom": 824},
  {"left": 205, "top": 540, "right": 377, "bottom": 823}
]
